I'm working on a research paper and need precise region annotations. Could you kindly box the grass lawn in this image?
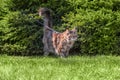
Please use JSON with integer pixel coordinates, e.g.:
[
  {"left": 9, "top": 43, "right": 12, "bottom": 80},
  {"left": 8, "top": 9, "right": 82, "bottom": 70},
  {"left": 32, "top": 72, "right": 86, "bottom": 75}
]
[{"left": 0, "top": 55, "right": 120, "bottom": 80}]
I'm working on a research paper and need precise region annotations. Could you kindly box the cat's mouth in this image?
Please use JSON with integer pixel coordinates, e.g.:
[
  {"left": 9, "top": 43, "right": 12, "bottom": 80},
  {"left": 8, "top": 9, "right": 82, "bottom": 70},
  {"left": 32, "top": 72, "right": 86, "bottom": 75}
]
[
  {"left": 73, "top": 36, "right": 78, "bottom": 40},
  {"left": 69, "top": 37, "right": 77, "bottom": 41},
  {"left": 72, "top": 38, "right": 77, "bottom": 41}
]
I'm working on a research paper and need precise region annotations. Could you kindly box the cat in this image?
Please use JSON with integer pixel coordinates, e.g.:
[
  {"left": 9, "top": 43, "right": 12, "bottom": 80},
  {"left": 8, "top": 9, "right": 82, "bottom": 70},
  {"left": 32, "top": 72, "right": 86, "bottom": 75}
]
[
  {"left": 52, "top": 27, "right": 78, "bottom": 57},
  {"left": 38, "top": 8, "right": 78, "bottom": 57}
]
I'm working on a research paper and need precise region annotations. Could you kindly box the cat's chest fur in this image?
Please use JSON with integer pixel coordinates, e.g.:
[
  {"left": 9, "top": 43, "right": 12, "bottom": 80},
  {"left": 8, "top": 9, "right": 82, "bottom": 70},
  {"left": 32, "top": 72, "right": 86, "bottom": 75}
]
[{"left": 52, "top": 32, "right": 74, "bottom": 54}]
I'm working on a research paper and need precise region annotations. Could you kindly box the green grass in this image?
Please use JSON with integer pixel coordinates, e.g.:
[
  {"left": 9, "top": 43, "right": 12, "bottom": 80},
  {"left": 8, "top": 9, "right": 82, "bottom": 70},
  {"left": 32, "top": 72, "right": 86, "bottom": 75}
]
[{"left": 0, "top": 55, "right": 120, "bottom": 80}]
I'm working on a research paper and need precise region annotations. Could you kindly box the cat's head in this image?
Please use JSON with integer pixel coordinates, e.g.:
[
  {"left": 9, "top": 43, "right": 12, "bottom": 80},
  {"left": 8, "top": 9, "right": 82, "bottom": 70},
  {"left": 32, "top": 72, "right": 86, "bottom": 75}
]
[
  {"left": 38, "top": 8, "right": 51, "bottom": 18},
  {"left": 64, "top": 27, "right": 78, "bottom": 42}
]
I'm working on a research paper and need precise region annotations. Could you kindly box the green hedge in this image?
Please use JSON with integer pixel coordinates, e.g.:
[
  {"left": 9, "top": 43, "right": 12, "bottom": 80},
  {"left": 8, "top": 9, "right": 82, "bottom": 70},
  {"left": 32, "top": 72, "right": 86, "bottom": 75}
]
[
  {"left": 63, "top": 0, "right": 120, "bottom": 55},
  {"left": 0, "top": 0, "right": 120, "bottom": 55}
]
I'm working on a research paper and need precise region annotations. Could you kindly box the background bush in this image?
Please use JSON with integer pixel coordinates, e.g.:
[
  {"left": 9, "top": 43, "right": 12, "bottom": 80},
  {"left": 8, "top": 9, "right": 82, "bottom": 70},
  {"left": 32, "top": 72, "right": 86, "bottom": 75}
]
[{"left": 0, "top": 0, "right": 120, "bottom": 55}]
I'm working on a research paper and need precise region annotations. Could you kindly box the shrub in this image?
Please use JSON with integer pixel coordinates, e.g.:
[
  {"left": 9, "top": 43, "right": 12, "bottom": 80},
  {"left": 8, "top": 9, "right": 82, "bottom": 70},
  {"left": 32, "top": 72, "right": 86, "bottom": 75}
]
[
  {"left": 0, "top": 0, "right": 72, "bottom": 55},
  {"left": 62, "top": 0, "right": 120, "bottom": 55},
  {"left": 0, "top": 0, "right": 120, "bottom": 55}
]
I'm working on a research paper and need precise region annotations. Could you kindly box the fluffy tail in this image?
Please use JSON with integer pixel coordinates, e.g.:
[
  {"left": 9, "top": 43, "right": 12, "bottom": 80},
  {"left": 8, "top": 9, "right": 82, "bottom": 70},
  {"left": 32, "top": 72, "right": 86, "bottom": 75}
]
[{"left": 38, "top": 7, "right": 52, "bottom": 28}]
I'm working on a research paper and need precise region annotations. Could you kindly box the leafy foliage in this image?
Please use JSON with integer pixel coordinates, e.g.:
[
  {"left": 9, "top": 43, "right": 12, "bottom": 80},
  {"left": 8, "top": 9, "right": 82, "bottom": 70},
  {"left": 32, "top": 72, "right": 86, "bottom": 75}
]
[
  {"left": 0, "top": 0, "right": 120, "bottom": 55},
  {"left": 63, "top": 0, "right": 120, "bottom": 55}
]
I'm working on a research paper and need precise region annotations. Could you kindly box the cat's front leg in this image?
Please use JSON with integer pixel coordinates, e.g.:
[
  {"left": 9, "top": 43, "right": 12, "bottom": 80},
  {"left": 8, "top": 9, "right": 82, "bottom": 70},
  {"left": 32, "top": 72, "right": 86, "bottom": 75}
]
[
  {"left": 65, "top": 50, "right": 69, "bottom": 57},
  {"left": 59, "top": 51, "right": 68, "bottom": 58},
  {"left": 60, "top": 53, "right": 66, "bottom": 58}
]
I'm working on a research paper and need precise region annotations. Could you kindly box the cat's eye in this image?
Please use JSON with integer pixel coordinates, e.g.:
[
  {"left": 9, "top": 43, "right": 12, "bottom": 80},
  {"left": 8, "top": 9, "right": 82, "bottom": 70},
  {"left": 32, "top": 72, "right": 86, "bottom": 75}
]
[
  {"left": 69, "top": 31, "right": 73, "bottom": 34},
  {"left": 67, "top": 33, "right": 69, "bottom": 35}
]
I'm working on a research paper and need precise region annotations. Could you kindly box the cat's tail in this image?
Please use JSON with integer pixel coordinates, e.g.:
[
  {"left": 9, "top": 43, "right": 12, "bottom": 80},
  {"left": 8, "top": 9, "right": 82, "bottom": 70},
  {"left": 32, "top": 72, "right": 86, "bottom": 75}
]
[
  {"left": 38, "top": 7, "right": 53, "bottom": 28},
  {"left": 38, "top": 7, "right": 51, "bottom": 17}
]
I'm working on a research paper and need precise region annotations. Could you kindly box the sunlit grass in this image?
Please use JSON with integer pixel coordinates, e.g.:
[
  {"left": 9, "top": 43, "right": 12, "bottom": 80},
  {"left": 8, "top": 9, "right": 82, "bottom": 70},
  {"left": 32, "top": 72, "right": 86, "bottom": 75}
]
[{"left": 0, "top": 55, "right": 120, "bottom": 80}]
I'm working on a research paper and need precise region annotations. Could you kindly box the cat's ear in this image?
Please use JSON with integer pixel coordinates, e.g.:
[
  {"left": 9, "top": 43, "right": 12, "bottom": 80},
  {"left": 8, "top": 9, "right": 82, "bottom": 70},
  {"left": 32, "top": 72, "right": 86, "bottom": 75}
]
[
  {"left": 66, "top": 26, "right": 69, "bottom": 29},
  {"left": 73, "top": 27, "right": 77, "bottom": 31},
  {"left": 65, "top": 26, "right": 70, "bottom": 31}
]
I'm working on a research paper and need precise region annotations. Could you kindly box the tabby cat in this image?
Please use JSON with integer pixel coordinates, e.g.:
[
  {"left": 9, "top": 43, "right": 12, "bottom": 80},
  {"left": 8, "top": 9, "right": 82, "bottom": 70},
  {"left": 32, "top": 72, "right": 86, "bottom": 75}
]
[{"left": 39, "top": 8, "right": 77, "bottom": 57}]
